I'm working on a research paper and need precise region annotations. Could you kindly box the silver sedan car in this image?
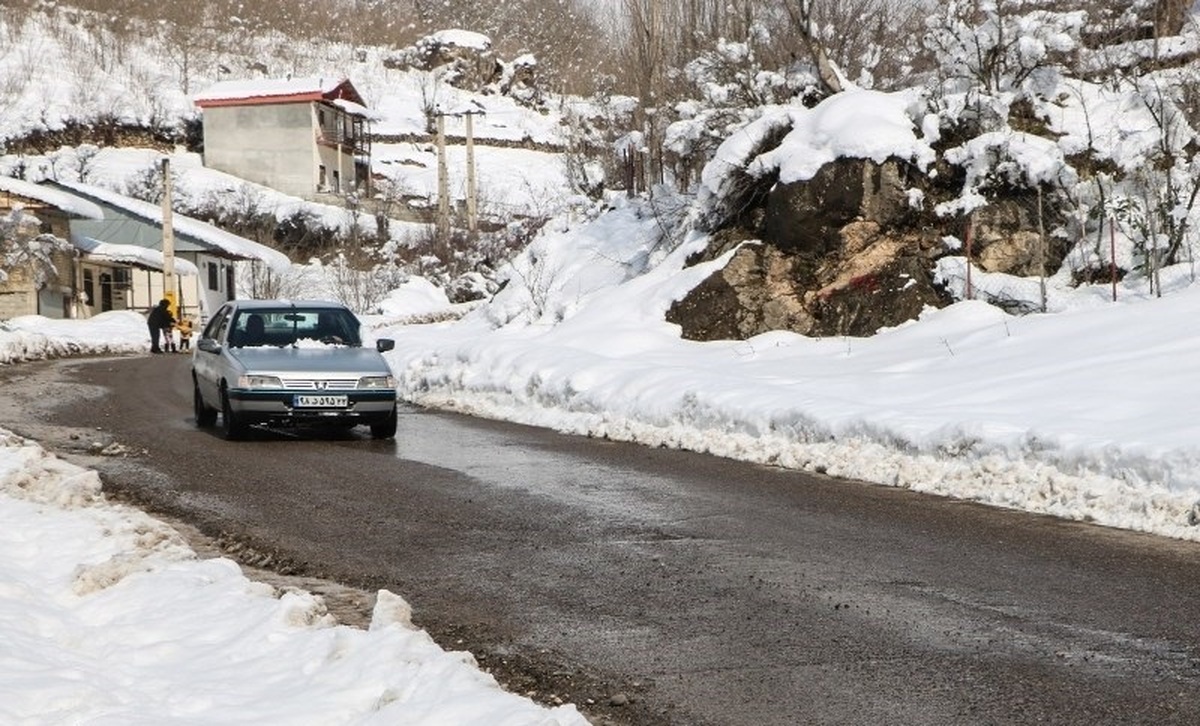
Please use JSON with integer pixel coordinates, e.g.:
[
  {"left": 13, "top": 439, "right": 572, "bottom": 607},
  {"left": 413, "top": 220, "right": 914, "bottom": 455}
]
[{"left": 191, "top": 299, "right": 398, "bottom": 440}]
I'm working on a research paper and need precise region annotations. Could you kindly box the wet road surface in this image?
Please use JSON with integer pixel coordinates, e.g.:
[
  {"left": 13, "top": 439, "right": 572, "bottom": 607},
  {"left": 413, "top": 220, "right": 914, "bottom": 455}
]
[{"left": 5, "top": 354, "right": 1200, "bottom": 725}]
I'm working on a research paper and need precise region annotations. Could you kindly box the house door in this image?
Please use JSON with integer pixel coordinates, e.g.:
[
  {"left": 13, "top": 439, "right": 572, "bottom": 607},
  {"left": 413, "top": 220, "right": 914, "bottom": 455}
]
[
  {"left": 99, "top": 273, "right": 114, "bottom": 311},
  {"left": 83, "top": 269, "right": 95, "bottom": 309}
]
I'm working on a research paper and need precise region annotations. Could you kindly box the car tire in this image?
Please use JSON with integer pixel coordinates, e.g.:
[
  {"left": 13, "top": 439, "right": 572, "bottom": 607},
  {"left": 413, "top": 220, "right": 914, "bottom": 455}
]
[
  {"left": 194, "top": 379, "right": 218, "bottom": 427},
  {"left": 370, "top": 405, "right": 398, "bottom": 440},
  {"left": 221, "top": 386, "right": 248, "bottom": 440}
]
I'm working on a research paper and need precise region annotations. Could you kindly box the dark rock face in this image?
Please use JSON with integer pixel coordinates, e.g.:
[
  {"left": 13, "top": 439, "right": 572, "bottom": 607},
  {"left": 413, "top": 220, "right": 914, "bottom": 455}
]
[
  {"left": 762, "top": 158, "right": 911, "bottom": 257},
  {"left": 808, "top": 253, "right": 949, "bottom": 337}
]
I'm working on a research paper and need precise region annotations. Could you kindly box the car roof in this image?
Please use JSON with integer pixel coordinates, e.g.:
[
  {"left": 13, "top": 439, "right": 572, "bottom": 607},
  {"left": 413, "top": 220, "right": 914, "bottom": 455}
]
[{"left": 230, "top": 299, "right": 349, "bottom": 311}]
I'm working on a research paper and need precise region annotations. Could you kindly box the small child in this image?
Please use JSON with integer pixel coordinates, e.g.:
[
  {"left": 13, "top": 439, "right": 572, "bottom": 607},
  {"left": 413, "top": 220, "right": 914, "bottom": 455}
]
[{"left": 177, "top": 317, "right": 194, "bottom": 352}]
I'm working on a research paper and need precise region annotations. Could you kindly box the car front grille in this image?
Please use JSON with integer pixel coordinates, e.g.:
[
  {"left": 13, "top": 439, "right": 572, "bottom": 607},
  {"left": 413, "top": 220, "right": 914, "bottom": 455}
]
[{"left": 282, "top": 378, "right": 359, "bottom": 391}]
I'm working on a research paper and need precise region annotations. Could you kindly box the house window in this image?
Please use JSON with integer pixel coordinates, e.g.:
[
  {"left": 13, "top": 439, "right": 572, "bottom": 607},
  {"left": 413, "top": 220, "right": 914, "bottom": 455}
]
[
  {"left": 83, "top": 269, "right": 94, "bottom": 306},
  {"left": 319, "top": 165, "right": 328, "bottom": 191},
  {"left": 332, "top": 170, "right": 341, "bottom": 192},
  {"left": 208, "top": 262, "right": 220, "bottom": 291},
  {"left": 319, "top": 109, "right": 326, "bottom": 128}
]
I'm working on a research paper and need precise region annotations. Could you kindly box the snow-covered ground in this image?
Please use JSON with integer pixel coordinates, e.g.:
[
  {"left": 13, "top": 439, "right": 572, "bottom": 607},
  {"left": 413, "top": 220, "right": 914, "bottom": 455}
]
[{"left": 0, "top": 420, "right": 587, "bottom": 725}]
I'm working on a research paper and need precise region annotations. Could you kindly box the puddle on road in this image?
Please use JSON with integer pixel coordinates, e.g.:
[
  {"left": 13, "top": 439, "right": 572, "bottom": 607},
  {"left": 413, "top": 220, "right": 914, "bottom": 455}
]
[{"left": 392, "top": 407, "right": 723, "bottom": 530}]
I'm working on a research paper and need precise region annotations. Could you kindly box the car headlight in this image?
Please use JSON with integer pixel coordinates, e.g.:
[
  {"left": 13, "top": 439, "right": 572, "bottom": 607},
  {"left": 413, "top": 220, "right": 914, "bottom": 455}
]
[
  {"left": 357, "top": 375, "right": 396, "bottom": 389},
  {"left": 237, "top": 374, "right": 284, "bottom": 389}
]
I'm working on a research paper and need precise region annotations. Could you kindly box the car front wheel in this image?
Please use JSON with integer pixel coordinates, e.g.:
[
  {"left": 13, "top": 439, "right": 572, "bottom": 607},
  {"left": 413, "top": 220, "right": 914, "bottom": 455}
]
[
  {"left": 221, "top": 386, "right": 248, "bottom": 440},
  {"left": 370, "top": 405, "right": 398, "bottom": 440},
  {"left": 194, "top": 380, "right": 218, "bottom": 427}
]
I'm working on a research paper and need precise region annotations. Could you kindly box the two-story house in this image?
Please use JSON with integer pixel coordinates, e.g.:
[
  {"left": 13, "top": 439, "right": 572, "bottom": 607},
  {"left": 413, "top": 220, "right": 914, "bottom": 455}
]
[{"left": 194, "top": 77, "right": 373, "bottom": 199}]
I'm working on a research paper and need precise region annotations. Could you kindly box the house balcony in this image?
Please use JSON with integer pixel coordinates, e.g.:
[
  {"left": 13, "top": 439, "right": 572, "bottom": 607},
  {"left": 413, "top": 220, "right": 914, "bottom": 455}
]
[{"left": 316, "top": 122, "right": 371, "bottom": 156}]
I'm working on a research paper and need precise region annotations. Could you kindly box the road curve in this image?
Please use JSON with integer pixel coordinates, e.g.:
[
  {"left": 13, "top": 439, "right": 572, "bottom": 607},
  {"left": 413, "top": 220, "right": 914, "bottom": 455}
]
[{"left": 5, "top": 354, "right": 1200, "bottom": 725}]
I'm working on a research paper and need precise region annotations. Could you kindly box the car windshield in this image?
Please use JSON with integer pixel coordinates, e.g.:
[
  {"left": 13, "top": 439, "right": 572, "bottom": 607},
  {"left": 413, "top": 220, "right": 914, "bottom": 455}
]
[{"left": 228, "top": 308, "right": 362, "bottom": 348}]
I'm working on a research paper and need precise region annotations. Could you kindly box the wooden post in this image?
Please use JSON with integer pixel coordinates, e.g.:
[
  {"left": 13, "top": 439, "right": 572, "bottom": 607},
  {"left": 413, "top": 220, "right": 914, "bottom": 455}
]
[
  {"left": 1110, "top": 217, "right": 1118, "bottom": 302},
  {"left": 1037, "top": 188, "right": 1046, "bottom": 313},
  {"left": 964, "top": 212, "right": 973, "bottom": 301}
]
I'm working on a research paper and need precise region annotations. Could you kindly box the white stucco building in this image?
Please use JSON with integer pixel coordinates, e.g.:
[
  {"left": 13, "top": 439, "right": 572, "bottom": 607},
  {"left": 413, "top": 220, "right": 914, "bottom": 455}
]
[{"left": 194, "top": 77, "right": 373, "bottom": 198}]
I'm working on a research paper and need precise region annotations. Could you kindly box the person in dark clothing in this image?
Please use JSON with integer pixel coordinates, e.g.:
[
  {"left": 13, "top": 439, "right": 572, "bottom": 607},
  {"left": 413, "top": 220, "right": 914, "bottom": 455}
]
[{"left": 147, "top": 299, "right": 173, "bottom": 354}]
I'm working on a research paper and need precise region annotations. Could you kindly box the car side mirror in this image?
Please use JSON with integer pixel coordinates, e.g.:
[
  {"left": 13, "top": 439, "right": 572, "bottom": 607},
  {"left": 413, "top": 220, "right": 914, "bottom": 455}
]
[
  {"left": 197, "top": 337, "right": 222, "bottom": 354},
  {"left": 376, "top": 338, "right": 395, "bottom": 353}
]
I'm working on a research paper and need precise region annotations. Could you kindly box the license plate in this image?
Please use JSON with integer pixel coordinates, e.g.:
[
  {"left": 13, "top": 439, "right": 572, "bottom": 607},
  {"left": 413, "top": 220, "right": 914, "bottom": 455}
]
[{"left": 294, "top": 394, "right": 348, "bottom": 408}]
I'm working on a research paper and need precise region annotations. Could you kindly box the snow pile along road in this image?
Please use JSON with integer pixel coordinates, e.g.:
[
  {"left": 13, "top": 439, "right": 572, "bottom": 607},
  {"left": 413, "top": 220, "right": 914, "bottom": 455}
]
[{"left": 0, "top": 428, "right": 588, "bottom": 726}]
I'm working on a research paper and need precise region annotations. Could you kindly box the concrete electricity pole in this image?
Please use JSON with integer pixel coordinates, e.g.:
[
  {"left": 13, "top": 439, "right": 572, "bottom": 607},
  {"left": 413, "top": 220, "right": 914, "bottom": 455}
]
[
  {"left": 435, "top": 111, "right": 450, "bottom": 241},
  {"left": 465, "top": 110, "right": 478, "bottom": 234},
  {"left": 434, "top": 103, "right": 485, "bottom": 239},
  {"left": 161, "top": 157, "right": 178, "bottom": 317}
]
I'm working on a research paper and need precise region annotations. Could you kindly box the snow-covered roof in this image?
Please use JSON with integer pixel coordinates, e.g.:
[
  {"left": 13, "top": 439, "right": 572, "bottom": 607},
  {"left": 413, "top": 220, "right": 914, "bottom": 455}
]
[
  {"left": 72, "top": 235, "right": 199, "bottom": 275},
  {"left": 331, "top": 97, "right": 378, "bottom": 121},
  {"left": 52, "top": 180, "right": 291, "bottom": 273},
  {"left": 0, "top": 176, "right": 105, "bottom": 219},
  {"left": 193, "top": 77, "right": 367, "bottom": 113}
]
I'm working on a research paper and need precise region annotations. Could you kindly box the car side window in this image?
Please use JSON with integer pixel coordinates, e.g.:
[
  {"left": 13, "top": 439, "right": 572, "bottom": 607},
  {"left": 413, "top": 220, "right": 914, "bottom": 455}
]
[
  {"left": 203, "top": 308, "right": 229, "bottom": 341},
  {"left": 330, "top": 310, "right": 363, "bottom": 346}
]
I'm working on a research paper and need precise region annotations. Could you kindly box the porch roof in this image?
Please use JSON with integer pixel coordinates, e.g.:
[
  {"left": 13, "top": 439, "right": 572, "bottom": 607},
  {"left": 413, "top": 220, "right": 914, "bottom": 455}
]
[{"left": 72, "top": 236, "right": 199, "bottom": 276}]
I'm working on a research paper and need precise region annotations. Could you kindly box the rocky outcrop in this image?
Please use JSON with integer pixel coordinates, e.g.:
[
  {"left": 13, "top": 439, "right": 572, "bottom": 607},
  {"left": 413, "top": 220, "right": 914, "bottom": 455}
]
[
  {"left": 669, "top": 155, "right": 955, "bottom": 339},
  {"left": 383, "top": 30, "right": 542, "bottom": 105}
]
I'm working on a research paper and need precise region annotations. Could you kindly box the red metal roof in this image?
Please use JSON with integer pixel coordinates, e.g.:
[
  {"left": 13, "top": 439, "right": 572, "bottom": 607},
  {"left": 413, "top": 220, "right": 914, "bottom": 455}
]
[{"left": 194, "top": 77, "right": 366, "bottom": 109}]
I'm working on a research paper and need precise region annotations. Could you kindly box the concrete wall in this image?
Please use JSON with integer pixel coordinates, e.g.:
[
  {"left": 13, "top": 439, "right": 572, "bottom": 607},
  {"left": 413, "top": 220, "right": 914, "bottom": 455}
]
[
  {"left": 202, "top": 103, "right": 318, "bottom": 197},
  {"left": 0, "top": 266, "right": 35, "bottom": 320},
  {"left": 0, "top": 249, "right": 77, "bottom": 320}
]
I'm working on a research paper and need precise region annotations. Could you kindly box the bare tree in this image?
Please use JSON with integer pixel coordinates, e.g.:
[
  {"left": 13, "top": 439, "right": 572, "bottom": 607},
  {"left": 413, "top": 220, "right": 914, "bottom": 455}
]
[
  {"left": 1, "top": 208, "right": 73, "bottom": 288},
  {"left": 781, "top": 0, "right": 843, "bottom": 94}
]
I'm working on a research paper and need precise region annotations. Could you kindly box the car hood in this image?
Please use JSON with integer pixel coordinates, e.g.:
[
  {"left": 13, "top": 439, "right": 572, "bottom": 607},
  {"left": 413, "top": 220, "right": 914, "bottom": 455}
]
[{"left": 228, "top": 346, "right": 393, "bottom": 376}]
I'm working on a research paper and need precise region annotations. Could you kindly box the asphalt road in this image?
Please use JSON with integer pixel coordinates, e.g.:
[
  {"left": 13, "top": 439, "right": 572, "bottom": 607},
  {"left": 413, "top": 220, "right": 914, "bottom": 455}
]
[{"left": 5, "top": 354, "right": 1200, "bottom": 725}]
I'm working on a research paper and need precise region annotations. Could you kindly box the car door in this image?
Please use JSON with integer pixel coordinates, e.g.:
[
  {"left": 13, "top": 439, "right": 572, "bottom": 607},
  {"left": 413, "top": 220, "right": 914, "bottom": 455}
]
[{"left": 193, "top": 304, "right": 232, "bottom": 405}]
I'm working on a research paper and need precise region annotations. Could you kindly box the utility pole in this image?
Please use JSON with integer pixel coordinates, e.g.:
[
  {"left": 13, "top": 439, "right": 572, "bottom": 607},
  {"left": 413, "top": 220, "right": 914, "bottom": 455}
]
[
  {"left": 161, "top": 157, "right": 177, "bottom": 318},
  {"left": 435, "top": 111, "right": 450, "bottom": 241},
  {"left": 434, "top": 103, "right": 485, "bottom": 239},
  {"left": 465, "top": 110, "right": 478, "bottom": 234}
]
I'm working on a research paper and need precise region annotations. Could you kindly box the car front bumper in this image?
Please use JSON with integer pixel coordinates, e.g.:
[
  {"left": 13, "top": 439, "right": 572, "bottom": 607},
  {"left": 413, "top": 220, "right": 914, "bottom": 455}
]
[{"left": 227, "top": 388, "right": 397, "bottom": 424}]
